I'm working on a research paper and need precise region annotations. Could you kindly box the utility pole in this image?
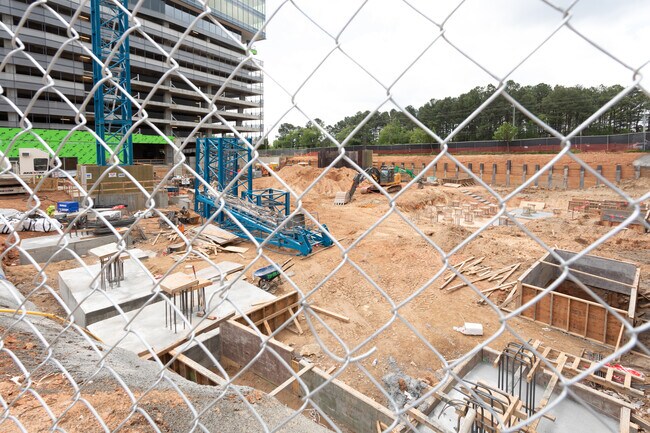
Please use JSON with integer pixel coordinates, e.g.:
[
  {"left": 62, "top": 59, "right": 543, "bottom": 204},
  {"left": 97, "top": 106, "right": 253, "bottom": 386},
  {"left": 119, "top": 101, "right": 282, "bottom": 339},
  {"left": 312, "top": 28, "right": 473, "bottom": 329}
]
[{"left": 643, "top": 110, "right": 649, "bottom": 152}]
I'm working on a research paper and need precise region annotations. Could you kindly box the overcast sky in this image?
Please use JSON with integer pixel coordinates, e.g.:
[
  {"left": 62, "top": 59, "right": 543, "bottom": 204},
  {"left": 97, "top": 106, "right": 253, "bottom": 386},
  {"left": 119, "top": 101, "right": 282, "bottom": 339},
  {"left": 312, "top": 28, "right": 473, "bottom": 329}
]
[{"left": 256, "top": 0, "right": 650, "bottom": 141}]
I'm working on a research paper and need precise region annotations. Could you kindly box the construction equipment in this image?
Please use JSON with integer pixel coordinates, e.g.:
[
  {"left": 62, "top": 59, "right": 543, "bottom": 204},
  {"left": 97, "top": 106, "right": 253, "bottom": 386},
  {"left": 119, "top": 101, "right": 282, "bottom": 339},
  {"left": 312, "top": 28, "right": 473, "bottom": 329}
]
[
  {"left": 194, "top": 138, "right": 333, "bottom": 256},
  {"left": 334, "top": 166, "right": 402, "bottom": 205},
  {"left": 394, "top": 166, "right": 424, "bottom": 188},
  {"left": 91, "top": 0, "right": 133, "bottom": 165},
  {"left": 253, "top": 259, "right": 295, "bottom": 292}
]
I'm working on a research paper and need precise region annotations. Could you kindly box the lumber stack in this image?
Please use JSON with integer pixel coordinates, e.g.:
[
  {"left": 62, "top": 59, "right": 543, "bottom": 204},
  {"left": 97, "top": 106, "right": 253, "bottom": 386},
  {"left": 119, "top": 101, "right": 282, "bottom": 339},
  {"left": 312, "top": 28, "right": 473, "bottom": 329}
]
[
  {"left": 440, "top": 257, "right": 521, "bottom": 302},
  {"left": 152, "top": 224, "right": 249, "bottom": 258}
]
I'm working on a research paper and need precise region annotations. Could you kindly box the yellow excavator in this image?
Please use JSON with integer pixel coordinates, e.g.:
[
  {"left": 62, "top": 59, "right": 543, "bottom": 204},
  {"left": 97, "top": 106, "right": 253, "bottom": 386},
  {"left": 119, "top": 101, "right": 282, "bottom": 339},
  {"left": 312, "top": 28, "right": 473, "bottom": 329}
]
[{"left": 334, "top": 166, "right": 403, "bottom": 205}]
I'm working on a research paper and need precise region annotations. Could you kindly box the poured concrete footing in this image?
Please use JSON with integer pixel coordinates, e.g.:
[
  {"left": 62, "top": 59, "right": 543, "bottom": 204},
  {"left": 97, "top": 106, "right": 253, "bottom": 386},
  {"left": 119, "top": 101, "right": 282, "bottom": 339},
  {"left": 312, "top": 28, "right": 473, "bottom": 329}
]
[
  {"left": 19, "top": 233, "right": 131, "bottom": 265},
  {"left": 59, "top": 258, "right": 156, "bottom": 327},
  {"left": 88, "top": 280, "right": 275, "bottom": 354}
]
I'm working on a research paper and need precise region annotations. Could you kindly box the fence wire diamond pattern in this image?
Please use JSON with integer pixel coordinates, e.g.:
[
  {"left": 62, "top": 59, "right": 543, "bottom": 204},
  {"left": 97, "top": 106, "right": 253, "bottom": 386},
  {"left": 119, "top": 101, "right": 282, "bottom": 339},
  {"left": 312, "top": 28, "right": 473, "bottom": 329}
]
[{"left": 0, "top": 0, "right": 648, "bottom": 432}]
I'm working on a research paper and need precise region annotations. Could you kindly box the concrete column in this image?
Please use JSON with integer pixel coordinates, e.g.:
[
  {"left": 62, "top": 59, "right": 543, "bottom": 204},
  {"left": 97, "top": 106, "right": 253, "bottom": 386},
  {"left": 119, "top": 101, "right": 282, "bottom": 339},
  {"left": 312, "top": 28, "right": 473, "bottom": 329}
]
[
  {"left": 443, "top": 163, "right": 448, "bottom": 178},
  {"left": 433, "top": 163, "right": 437, "bottom": 178},
  {"left": 533, "top": 164, "right": 540, "bottom": 187},
  {"left": 596, "top": 165, "right": 602, "bottom": 186},
  {"left": 467, "top": 163, "right": 473, "bottom": 173},
  {"left": 616, "top": 164, "right": 622, "bottom": 183},
  {"left": 2, "top": 63, "right": 18, "bottom": 125},
  {"left": 454, "top": 164, "right": 459, "bottom": 179},
  {"left": 563, "top": 165, "right": 569, "bottom": 189},
  {"left": 491, "top": 163, "right": 497, "bottom": 185},
  {"left": 579, "top": 166, "right": 585, "bottom": 189},
  {"left": 506, "top": 160, "right": 511, "bottom": 186},
  {"left": 547, "top": 165, "right": 553, "bottom": 189},
  {"left": 635, "top": 165, "right": 641, "bottom": 180},
  {"left": 522, "top": 164, "right": 527, "bottom": 184},
  {"left": 479, "top": 163, "right": 484, "bottom": 180}
]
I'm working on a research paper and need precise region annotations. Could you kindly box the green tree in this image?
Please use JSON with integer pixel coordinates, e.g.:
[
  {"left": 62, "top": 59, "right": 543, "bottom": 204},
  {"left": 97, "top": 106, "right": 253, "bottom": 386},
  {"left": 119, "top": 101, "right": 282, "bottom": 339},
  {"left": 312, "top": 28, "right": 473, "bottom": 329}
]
[
  {"left": 493, "top": 122, "right": 518, "bottom": 151},
  {"left": 378, "top": 120, "right": 410, "bottom": 144},
  {"left": 409, "top": 128, "right": 432, "bottom": 143}
]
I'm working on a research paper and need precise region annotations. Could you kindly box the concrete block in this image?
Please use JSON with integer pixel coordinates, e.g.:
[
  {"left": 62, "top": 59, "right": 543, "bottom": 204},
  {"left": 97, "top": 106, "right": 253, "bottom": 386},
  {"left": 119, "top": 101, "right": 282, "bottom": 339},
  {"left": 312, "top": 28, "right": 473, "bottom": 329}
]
[
  {"left": 88, "top": 280, "right": 275, "bottom": 354},
  {"left": 19, "top": 233, "right": 129, "bottom": 265},
  {"left": 59, "top": 258, "right": 156, "bottom": 327}
]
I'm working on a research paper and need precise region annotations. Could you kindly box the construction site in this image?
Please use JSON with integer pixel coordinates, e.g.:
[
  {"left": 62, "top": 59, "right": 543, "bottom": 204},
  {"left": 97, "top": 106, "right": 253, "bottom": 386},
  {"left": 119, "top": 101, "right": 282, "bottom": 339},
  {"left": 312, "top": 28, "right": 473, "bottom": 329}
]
[
  {"left": 1, "top": 0, "right": 650, "bottom": 431},
  {"left": 0, "top": 136, "right": 648, "bottom": 432}
]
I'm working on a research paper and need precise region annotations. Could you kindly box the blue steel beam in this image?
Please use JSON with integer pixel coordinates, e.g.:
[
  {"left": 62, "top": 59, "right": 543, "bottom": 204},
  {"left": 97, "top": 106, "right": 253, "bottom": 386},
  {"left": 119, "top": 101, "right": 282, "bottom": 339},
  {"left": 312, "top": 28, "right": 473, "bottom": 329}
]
[
  {"left": 91, "top": 0, "right": 133, "bottom": 165},
  {"left": 194, "top": 138, "right": 333, "bottom": 256}
]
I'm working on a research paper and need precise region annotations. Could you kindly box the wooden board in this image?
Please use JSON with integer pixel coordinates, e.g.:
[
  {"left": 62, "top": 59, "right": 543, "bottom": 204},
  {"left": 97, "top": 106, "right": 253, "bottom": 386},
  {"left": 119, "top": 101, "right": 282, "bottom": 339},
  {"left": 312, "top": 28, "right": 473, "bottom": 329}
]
[
  {"left": 88, "top": 243, "right": 121, "bottom": 259},
  {"left": 159, "top": 272, "right": 198, "bottom": 294},
  {"left": 221, "top": 245, "right": 249, "bottom": 254},
  {"left": 194, "top": 225, "right": 238, "bottom": 245}
]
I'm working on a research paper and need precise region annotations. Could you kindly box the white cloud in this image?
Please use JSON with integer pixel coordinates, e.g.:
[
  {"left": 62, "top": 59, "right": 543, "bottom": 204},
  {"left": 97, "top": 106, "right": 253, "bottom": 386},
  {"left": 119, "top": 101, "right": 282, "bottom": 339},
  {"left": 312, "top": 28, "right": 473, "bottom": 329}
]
[{"left": 257, "top": 0, "right": 650, "bottom": 141}]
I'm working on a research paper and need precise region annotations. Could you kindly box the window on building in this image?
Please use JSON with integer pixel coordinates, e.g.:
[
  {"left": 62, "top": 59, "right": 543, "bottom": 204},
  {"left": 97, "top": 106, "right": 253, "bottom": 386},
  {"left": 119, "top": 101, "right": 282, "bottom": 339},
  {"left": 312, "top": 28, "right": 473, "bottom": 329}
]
[{"left": 33, "top": 158, "right": 49, "bottom": 171}]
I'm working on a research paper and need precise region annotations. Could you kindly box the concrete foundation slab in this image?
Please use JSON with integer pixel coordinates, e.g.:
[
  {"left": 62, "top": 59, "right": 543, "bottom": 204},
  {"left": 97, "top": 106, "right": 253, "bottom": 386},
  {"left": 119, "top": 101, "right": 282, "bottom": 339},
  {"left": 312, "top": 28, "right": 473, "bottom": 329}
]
[
  {"left": 59, "top": 258, "right": 156, "bottom": 327},
  {"left": 88, "top": 280, "right": 275, "bottom": 354},
  {"left": 196, "top": 262, "right": 244, "bottom": 281},
  {"left": 19, "top": 233, "right": 131, "bottom": 265},
  {"left": 426, "top": 362, "right": 618, "bottom": 433}
]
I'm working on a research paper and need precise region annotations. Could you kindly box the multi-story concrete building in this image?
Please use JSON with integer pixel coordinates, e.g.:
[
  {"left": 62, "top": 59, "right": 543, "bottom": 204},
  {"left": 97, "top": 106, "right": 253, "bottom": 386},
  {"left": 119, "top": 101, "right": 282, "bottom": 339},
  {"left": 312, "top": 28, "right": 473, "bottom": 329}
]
[{"left": 0, "top": 0, "right": 265, "bottom": 164}]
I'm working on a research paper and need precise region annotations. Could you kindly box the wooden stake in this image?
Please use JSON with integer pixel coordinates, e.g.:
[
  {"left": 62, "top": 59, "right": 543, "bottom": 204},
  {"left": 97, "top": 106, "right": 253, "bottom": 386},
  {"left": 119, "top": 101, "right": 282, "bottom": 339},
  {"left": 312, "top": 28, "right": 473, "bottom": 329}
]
[
  {"left": 289, "top": 307, "right": 303, "bottom": 335},
  {"left": 263, "top": 320, "right": 272, "bottom": 336},
  {"left": 309, "top": 305, "right": 350, "bottom": 322}
]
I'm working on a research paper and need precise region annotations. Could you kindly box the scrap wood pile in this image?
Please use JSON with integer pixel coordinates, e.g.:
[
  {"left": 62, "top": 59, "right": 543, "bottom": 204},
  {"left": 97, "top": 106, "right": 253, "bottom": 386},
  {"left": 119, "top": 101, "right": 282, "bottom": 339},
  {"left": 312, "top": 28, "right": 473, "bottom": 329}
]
[
  {"left": 151, "top": 224, "right": 249, "bottom": 259},
  {"left": 440, "top": 256, "right": 521, "bottom": 304}
]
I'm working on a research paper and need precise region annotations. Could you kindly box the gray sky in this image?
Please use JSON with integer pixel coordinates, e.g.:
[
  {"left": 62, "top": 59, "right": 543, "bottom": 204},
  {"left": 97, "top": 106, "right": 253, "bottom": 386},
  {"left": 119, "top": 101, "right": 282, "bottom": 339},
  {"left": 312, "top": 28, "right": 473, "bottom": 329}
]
[{"left": 256, "top": 0, "right": 650, "bottom": 141}]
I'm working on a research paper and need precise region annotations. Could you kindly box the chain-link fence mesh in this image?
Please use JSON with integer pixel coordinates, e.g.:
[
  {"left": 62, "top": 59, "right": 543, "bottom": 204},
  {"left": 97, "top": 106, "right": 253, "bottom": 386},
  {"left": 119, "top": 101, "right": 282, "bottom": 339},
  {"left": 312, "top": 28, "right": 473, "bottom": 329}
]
[{"left": 0, "top": 0, "right": 649, "bottom": 432}]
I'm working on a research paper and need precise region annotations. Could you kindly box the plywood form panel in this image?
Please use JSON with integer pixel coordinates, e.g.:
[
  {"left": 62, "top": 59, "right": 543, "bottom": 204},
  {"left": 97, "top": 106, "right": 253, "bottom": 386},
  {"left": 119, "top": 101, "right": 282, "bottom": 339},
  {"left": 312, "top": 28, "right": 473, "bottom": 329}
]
[
  {"left": 606, "top": 315, "right": 625, "bottom": 346},
  {"left": 550, "top": 294, "right": 569, "bottom": 330},
  {"left": 521, "top": 285, "right": 536, "bottom": 319},
  {"left": 585, "top": 305, "right": 607, "bottom": 342},
  {"left": 568, "top": 301, "right": 587, "bottom": 336}
]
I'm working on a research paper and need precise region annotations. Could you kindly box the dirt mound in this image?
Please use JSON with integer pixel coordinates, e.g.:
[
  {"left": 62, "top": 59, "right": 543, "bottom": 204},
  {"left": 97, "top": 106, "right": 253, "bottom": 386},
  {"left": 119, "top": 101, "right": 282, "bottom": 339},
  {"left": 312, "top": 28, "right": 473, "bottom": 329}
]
[
  {"left": 395, "top": 187, "right": 449, "bottom": 211},
  {"left": 254, "top": 165, "right": 356, "bottom": 196}
]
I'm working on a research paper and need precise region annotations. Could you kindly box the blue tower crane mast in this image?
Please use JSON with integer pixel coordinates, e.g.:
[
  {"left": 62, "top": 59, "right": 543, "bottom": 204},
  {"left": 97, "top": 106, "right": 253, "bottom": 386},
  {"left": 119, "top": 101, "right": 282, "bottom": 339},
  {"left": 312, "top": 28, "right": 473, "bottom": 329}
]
[{"left": 90, "top": 0, "right": 133, "bottom": 165}]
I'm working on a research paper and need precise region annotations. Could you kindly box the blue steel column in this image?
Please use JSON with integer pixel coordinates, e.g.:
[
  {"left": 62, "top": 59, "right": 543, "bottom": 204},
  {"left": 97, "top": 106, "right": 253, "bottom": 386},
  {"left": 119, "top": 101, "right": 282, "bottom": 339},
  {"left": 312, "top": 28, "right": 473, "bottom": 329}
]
[
  {"left": 246, "top": 142, "right": 253, "bottom": 194},
  {"left": 91, "top": 0, "right": 133, "bottom": 165}
]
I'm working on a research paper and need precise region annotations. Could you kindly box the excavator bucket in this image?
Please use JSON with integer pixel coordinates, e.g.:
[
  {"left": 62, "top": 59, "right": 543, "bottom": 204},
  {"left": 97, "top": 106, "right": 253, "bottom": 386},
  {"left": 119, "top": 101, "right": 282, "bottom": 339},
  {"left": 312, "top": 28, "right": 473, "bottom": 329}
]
[{"left": 333, "top": 191, "right": 350, "bottom": 205}]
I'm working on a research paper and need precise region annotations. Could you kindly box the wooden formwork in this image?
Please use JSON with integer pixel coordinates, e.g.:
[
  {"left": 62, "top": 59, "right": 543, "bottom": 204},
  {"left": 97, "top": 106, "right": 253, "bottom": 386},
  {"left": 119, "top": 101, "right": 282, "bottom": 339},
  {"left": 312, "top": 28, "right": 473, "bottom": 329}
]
[
  {"left": 567, "top": 199, "right": 636, "bottom": 214},
  {"left": 159, "top": 348, "right": 226, "bottom": 386},
  {"left": 235, "top": 291, "right": 301, "bottom": 335},
  {"left": 519, "top": 283, "right": 628, "bottom": 346}
]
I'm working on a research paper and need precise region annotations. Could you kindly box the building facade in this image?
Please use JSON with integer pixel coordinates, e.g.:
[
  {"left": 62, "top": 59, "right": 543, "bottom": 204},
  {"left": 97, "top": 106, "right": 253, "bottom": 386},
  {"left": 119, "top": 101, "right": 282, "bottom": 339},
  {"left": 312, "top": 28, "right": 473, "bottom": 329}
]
[{"left": 0, "top": 0, "right": 265, "bottom": 164}]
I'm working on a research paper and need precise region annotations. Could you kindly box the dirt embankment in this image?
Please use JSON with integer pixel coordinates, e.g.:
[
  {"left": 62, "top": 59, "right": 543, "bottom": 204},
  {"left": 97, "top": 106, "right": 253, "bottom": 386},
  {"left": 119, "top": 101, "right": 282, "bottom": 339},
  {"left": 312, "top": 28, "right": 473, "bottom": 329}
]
[{"left": 254, "top": 165, "right": 356, "bottom": 196}]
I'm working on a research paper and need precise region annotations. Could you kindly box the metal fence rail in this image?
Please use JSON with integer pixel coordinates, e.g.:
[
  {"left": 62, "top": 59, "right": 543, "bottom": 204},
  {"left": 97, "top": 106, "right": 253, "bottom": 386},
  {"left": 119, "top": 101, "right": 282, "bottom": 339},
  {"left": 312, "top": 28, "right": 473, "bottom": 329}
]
[
  {"left": 0, "top": 1, "right": 648, "bottom": 432},
  {"left": 260, "top": 132, "right": 650, "bottom": 157}
]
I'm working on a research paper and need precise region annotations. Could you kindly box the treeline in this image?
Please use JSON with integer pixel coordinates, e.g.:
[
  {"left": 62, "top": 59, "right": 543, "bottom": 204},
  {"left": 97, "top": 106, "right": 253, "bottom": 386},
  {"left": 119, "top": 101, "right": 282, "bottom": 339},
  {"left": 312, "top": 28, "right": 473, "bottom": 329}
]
[{"left": 272, "top": 81, "right": 648, "bottom": 148}]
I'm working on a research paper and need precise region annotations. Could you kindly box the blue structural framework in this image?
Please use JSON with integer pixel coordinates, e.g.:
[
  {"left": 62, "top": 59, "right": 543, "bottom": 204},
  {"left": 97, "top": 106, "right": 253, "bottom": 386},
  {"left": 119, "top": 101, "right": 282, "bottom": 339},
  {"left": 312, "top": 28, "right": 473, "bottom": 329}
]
[
  {"left": 91, "top": 0, "right": 133, "bottom": 165},
  {"left": 194, "top": 137, "right": 333, "bottom": 256}
]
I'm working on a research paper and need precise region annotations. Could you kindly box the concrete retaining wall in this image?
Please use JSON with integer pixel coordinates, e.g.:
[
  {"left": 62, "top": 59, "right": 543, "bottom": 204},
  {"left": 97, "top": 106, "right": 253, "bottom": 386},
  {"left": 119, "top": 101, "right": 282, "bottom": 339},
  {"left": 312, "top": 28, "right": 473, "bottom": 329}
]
[
  {"left": 220, "top": 320, "right": 294, "bottom": 386},
  {"left": 299, "top": 363, "right": 395, "bottom": 433}
]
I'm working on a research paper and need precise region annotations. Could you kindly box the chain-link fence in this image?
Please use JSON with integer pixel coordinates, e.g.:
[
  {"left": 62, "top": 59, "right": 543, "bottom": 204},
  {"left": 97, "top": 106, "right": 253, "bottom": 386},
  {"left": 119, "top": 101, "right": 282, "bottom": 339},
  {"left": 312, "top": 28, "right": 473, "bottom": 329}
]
[{"left": 1, "top": 0, "right": 649, "bottom": 432}]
